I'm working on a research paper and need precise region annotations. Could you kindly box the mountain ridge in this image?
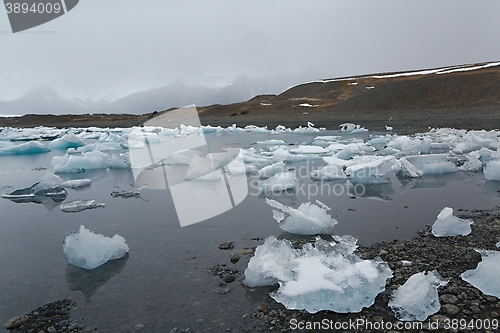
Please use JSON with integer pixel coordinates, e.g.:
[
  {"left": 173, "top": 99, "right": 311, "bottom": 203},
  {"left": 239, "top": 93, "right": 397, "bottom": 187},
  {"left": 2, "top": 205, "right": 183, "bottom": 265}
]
[{"left": 1, "top": 61, "right": 499, "bottom": 133}]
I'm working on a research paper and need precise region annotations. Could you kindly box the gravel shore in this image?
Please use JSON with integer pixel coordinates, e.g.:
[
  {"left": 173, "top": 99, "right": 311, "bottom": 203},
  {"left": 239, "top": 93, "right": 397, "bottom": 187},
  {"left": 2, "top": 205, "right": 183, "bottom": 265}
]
[{"left": 205, "top": 208, "right": 500, "bottom": 333}]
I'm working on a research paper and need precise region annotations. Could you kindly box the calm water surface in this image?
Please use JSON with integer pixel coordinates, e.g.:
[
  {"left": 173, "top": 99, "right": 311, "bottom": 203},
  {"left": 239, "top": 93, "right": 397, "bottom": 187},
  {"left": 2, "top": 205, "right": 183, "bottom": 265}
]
[{"left": 1, "top": 131, "right": 499, "bottom": 332}]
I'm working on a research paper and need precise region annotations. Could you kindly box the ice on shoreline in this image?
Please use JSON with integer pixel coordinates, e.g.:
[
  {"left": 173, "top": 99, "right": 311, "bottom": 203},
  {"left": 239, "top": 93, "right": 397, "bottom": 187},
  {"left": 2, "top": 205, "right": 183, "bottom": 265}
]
[
  {"left": 461, "top": 249, "right": 500, "bottom": 298},
  {"left": 431, "top": 207, "right": 474, "bottom": 237},
  {"left": 243, "top": 236, "right": 392, "bottom": 313},
  {"left": 389, "top": 270, "right": 449, "bottom": 321},
  {"left": 266, "top": 199, "right": 338, "bottom": 235},
  {"left": 63, "top": 225, "right": 129, "bottom": 270}
]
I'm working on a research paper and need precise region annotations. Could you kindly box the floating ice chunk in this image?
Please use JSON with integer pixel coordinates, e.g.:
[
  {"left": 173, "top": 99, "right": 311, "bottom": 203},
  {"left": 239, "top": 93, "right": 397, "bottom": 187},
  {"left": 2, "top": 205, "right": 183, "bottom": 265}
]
[
  {"left": 1, "top": 172, "right": 68, "bottom": 202},
  {"left": 398, "top": 157, "right": 424, "bottom": 178},
  {"left": 257, "top": 139, "right": 286, "bottom": 146},
  {"left": 0, "top": 141, "right": 50, "bottom": 156},
  {"left": 386, "top": 125, "right": 393, "bottom": 131},
  {"left": 63, "top": 225, "right": 129, "bottom": 270},
  {"left": 404, "top": 154, "right": 457, "bottom": 175},
  {"left": 325, "top": 143, "right": 348, "bottom": 152},
  {"left": 290, "top": 145, "right": 329, "bottom": 154},
  {"left": 322, "top": 156, "right": 350, "bottom": 167},
  {"left": 345, "top": 156, "right": 398, "bottom": 182},
  {"left": 311, "top": 164, "right": 347, "bottom": 181},
  {"left": 111, "top": 187, "right": 144, "bottom": 198},
  {"left": 484, "top": 160, "right": 500, "bottom": 181},
  {"left": 266, "top": 199, "right": 338, "bottom": 235},
  {"left": 60, "top": 200, "right": 105, "bottom": 213},
  {"left": 184, "top": 153, "right": 236, "bottom": 181},
  {"left": 388, "top": 136, "right": 430, "bottom": 155},
  {"left": 259, "top": 171, "right": 295, "bottom": 193},
  {"left": 389, "top": 270, "right": 449, "bottom": 321},
  {"left": 108, "top": 154, "right": 130, "bottom": 169},
  {"left": 51, "top": 151, "right": 112, "bottom": 173},
  {"left": 243, "top": 236, "right": 392, "bottom": 313},
  {"left": 339, "top": 123, "right": 356, "bottom": 132},
  {"left": 298, "top": 103, "right": 317, "bottom": 107},
  {"left": 48, "top": 133, "right": 86, "bottom": 149},
  {"left": 432, "top": 207, "right": 474, "bottom": 237},
  {"left": 259, "top": 161, "right": 287, "bottom": 179},
  {"left": 461, "top": 249, "right": 500, "bottom": 298},
  {"left": 459, "top": 152, "right": 483, "bottom": 172},
  {"left": 452, "top": 133, "right": 493, "bottom": 154},
  {"left": 60, "top": 179, "right": 92, "bottom": 189}
]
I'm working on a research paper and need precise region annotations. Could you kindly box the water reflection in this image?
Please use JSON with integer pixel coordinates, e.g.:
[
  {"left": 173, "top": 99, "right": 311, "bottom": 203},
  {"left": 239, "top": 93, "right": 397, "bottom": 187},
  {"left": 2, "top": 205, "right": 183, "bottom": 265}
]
[
  {"left": 484, "top": 181, "right": 500, "bottom": 198},
  {"left": 348, "top": 179, "right": 394, "bottom": 201},
  {"left": 65, "top": 254, "right": 129, "bottom": 302}
]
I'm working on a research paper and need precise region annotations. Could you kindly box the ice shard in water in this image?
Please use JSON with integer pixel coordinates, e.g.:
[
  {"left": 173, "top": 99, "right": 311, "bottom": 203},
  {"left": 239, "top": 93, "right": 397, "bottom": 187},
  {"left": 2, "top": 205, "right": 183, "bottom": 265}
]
[
  {"left": 431, "top": 207, "right": 474, "bottom": 237},
  {"left": 63, "top": 225, "right": 129, "bottom": 270},
  {"left": 266, "top": 199, "right": 338, "bottom": 235},
  {"left": 60, "top": 200, "right": 105, "bottom": 213},
  {"left": 461, "top": 249, "right": 500, "bottom": 298},
  {"left": 389, "top": 270, "right": 449, "bottom": 321},
  {"left": 243, "top": 236, "right": 392, "bottom": 313}
]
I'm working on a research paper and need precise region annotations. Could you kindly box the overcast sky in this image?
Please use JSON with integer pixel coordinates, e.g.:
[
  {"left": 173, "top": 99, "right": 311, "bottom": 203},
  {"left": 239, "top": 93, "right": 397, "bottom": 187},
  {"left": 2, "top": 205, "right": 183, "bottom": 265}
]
[{"left": 1, "top": 0, "right": 500, "bottom": 102}]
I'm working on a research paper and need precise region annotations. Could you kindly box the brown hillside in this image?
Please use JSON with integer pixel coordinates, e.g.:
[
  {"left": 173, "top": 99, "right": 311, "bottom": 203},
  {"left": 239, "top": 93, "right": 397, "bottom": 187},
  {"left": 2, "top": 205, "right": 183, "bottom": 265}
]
[{"left": 1, "top": 62, "right": 499, "bottom": 133}]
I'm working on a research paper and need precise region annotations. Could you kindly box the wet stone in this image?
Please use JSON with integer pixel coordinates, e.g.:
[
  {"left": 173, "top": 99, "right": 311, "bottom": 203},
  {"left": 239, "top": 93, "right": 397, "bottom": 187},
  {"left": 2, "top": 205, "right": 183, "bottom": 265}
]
[
  {"left": 440, "top": 294, "right": 459, "bottom": 305},
  {"left": 442, "top": 304, "right": 461, "bottom": 316},
  {"left": 4, "top": 315, "right": 29, "bottom": 330},
  {"left": 219, "top": 241, "right": 234, "bottom": 250}
]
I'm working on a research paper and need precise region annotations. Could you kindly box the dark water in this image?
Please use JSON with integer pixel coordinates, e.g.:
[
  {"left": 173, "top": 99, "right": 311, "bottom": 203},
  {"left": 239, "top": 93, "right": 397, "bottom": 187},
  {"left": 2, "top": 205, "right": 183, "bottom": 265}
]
[{"left": 1, "top": 131, "right": 499, "bottom": 332}]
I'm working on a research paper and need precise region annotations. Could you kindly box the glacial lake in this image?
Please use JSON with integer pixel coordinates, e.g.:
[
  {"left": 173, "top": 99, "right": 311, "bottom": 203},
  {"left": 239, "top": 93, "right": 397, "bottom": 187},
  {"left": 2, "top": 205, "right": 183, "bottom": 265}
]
[{"left": 1, "top": 129, "right": 499, "bottom": 332}]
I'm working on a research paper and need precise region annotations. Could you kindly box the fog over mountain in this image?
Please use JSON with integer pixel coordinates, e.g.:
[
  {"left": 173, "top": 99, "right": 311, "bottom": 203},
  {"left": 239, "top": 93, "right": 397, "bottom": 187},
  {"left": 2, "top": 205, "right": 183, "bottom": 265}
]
[{"left": 0, "top": 72, "right": 320, "bottom": 116}]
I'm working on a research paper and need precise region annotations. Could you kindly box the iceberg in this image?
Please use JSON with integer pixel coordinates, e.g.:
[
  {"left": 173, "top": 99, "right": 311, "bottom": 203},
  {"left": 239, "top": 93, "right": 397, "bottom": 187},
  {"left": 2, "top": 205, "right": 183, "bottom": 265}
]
[
  {"left": 63, "top": 225, "right": 129, "bottom": 270},
  {"left": 431, "top": 207, "right": 474, "bottom": 237},
  {"left": 51, "top": 151, "right": 114, "bottom": 173},
  {"left": 266, "top": 199, "right": 338, "bottom": 235},
  {"left": 48, "top": 133, "right": 86, "bottom": 149},
  {"left": 243, "top": 236, "right": 392, "bottom": 313},
  {"left": 461, "top": 249, "right": 500, "bottom": 298},
  {"left": 311, "top": 164, "right": 347, "bottom": 181},
  {"left": 0, "top": 141, "right": 50, "bottom": 156},
  {"left": 60, "top": 200, "right": 105, "bottom": 213},
  {"left": 258, "top": 171, "right": 296, "bottom": 193},
  {"left": 389, "top": 270, "right": 449, "bottom": 321}
]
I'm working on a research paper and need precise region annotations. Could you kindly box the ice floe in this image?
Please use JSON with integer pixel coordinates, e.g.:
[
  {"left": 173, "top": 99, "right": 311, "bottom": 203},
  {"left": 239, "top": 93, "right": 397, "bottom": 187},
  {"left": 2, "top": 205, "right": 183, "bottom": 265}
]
[
  {"left": 266, "top": 199, "right": 338, "bottom": 235},
  {"left": 259, "top": 161, "right": 287, "bottom": 179},
  {"left": 243, "top": 236, "right": 392, "bottom": 313},
  {"left": 258, "top": 171, "right": 296, "bottom": 193},
  {"left": 461, "top": 249, "right": 500, "bottom": 298},
  {"left": 63, "top": 225, "right": 129, "bottom": 270},
  {"left": 0, "top": 141, "right": 50, "bottom": 156},
  {"left": 389, "top": 270, "right": 449, "bottom": 321},
  {"left": 431, "top": 207, "right": 474, "bottom": 237},
  {"left": 311, "top": 164, "right": 347, "bottom": 181}
]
